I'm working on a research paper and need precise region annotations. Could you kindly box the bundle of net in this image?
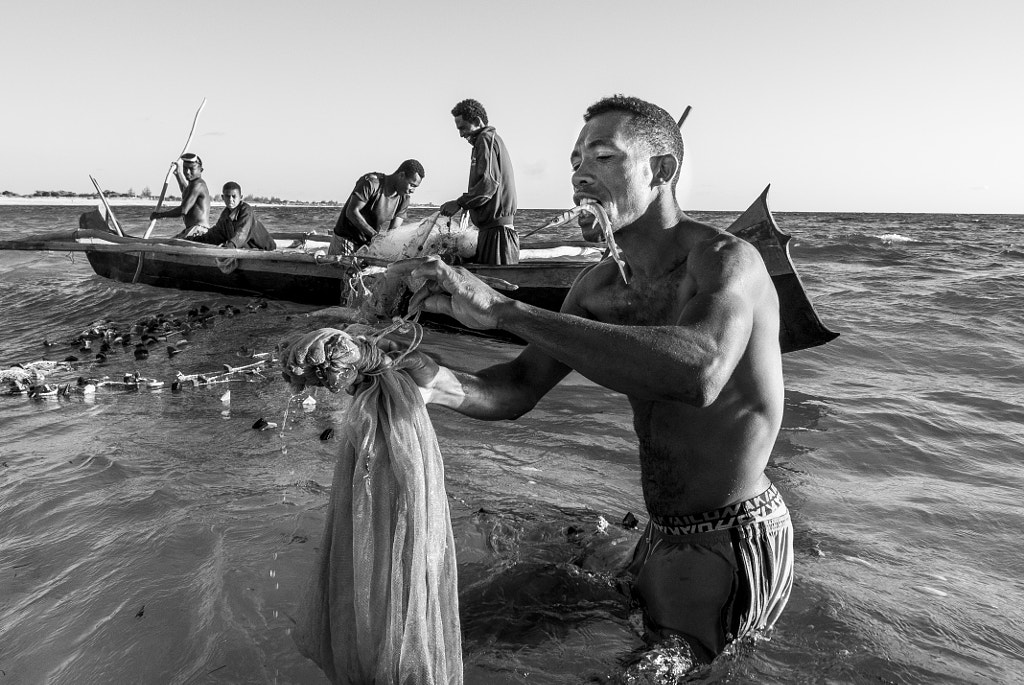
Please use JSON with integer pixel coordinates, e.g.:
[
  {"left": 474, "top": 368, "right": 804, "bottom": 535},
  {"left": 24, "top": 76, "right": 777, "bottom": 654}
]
[{"left": 281, "top": 323, "right": 462, "bottom": 685}]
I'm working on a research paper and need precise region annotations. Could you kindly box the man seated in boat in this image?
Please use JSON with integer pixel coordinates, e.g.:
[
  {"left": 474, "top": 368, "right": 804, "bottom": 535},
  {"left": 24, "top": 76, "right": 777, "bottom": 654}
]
[
  {"left": 149, "top": 153, "right": 212, "bottom": 237},
  {"left": 384, "top": 95, "right": 794, "bottom": 666},
  {"left": 328, "top": 159, "right": 425, "bottom": 255},
  {"left": 181, "top": 181, "right": 275, "bottom": 250}
]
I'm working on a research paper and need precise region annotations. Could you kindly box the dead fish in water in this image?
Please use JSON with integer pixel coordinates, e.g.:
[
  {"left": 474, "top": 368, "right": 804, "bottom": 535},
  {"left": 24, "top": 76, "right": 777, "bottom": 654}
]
[{"left": 252, "top": 417, "right": 278, "bottom": 431}]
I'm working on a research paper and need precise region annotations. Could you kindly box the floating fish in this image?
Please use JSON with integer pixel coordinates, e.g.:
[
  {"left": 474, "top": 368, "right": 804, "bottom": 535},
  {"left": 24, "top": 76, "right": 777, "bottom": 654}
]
[{"left": 252, "top": 417, "right": 278, "bottom": 431}]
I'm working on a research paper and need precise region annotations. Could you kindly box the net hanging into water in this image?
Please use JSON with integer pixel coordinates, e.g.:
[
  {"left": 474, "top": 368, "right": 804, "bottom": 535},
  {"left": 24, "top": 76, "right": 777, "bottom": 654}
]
[{"left": 286, "top": 327, "right": 463, "bottom": 685}]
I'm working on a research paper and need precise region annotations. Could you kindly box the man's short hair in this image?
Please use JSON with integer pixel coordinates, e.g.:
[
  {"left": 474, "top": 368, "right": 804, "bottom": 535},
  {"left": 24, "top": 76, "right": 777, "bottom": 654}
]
[
  {"left": 396, "top": 159, "right": 425, "bottom": 178},
  {"left": 451, "top": 99, "right": 488, "bottom": 126},
  {"left": 223, "top": 181, "right": 242, "bottom": 195},
  {"left": 584, "top": 95, "right": 685, "bottom": 181}
]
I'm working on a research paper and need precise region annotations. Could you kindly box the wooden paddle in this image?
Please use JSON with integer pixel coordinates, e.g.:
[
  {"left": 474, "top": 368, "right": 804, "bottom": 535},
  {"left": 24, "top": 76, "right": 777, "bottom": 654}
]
[{"left": 142, "top": 98, "right": 207, "bottom": 239}]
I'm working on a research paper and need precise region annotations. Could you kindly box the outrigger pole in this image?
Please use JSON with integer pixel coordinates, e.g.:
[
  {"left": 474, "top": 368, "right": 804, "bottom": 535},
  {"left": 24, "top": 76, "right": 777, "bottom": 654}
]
[{"left": 676, "top": 105, "right": 692, "bottom": 129}]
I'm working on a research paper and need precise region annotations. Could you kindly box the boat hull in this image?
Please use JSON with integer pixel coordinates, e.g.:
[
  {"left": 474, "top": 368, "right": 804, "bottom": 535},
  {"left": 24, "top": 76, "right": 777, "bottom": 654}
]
[
  {"left": 85, "top": 249, "right": 347, "bottom": 305},
  {"left": 71, "top": 185, "right": 837, "bottom": 352},
  {"left": 83, "top": 245, "right": 585, "bottom": 315}
]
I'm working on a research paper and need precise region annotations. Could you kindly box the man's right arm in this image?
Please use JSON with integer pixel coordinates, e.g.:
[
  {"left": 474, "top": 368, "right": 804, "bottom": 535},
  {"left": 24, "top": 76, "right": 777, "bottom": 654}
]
[
  {"left": 417, "top": 344, "right": 571, "bottom": 420},
  {"left": 152, "top": 180, "right": 199, "bottom": 220},
  {"left": 172, "top": 166, "right": 186, "bottom": 193},
  {"left": 344, "top": 198, "right": 377, "bottom": 242}
]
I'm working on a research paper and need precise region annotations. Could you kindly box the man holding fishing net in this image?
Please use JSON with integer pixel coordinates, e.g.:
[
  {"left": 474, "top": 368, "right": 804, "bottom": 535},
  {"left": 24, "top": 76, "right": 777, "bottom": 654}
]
[
  {"left": 387, "top": 95, "right": 794, "bottom": 665},
  {"left": 328, "top": 159, "right": 426, "bottom": 255},
  {"left": 280, "top": 95, "right": 793, "bottom": 677}
]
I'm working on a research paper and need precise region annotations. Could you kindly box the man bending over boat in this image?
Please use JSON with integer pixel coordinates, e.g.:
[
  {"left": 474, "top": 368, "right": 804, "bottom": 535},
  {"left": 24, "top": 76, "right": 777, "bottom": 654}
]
[
  {"left": 439, "top": 99, "right": 519, "bottom": 265},
  {"left": 384, "top": 95, "right": 794, "bottom": 665},
  {"left": 149, "top": 152, "right": 212, "bottom": 237},
  {"left": 183, "top": 182, "right": 275, "bottom": 250},
  {"left": 328, "top": 159, "right": 425, "bottom": 255}
]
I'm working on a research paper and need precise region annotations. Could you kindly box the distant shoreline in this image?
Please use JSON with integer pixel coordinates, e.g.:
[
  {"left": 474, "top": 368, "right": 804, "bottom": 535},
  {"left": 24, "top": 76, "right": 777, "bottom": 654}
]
[{"left": 0, "top": 197, "right": 439, "bottom": 209}]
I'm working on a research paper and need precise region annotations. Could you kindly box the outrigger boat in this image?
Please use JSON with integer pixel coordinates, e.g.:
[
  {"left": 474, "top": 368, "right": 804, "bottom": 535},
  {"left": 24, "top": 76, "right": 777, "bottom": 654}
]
[{"left": 0, "top": 186, "right": 837, "bottom": 353}]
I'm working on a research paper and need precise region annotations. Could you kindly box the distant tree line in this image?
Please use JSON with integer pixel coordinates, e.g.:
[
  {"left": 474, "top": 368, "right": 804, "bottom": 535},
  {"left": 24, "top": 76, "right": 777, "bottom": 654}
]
[{"left": 1, "top": 189, "right": 340, "bottom": 205}]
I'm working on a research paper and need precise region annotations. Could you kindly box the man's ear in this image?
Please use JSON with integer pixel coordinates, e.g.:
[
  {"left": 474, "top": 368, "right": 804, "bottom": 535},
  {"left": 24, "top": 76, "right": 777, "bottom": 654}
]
[{"left": 651, "top": 154, "right": 679, "bottom": 186}]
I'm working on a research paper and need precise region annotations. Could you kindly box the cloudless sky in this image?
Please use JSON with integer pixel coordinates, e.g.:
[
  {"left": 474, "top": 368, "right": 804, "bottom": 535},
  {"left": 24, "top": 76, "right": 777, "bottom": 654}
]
[{"left": 2, "top": 0, "right": 1021, "bottom": 213}]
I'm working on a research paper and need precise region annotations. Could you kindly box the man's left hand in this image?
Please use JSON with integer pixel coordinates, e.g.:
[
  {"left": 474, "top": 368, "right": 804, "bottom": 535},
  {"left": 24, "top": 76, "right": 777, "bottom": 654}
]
[
  {"left": 388, "top": 256, "right": 508, "bottom": 330},
  {"left": 438, "top": 200, "right": 461, "bottom": 217}
]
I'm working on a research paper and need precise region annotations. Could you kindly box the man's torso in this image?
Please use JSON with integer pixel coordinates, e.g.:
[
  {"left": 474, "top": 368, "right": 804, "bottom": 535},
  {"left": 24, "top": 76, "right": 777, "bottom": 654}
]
[
  {"left": 184, "top": 179, "right": 212, "bottom": 229},
  {"left": 572, "top": 223, "right": 783, "bottom": 517},
  {"left": 337, "top": 173, "right": 407, "bottom": 243}
]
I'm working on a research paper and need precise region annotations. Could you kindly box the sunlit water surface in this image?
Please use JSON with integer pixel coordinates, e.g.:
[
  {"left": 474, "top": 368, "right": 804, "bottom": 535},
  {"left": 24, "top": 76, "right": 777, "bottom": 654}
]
[{"left": 1, "top": 205, "right": 1022, "bottom": 684}]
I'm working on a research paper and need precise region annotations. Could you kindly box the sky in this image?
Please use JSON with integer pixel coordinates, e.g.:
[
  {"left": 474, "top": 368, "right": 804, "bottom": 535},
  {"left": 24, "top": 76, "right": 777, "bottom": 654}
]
[{"left": 1, "top": 0, "right": 1021, "bottom": 213}]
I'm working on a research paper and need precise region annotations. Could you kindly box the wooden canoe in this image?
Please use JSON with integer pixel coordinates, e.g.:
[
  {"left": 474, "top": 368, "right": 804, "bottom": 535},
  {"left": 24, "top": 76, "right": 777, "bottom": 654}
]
[{"left": 0, "top": 188, "right": 837, "bottom": 352}]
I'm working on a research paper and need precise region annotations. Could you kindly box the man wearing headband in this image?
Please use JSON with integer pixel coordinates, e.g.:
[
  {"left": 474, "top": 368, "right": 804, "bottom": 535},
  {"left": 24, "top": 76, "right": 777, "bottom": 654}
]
[
  {"left": 328, "top": 159, "right": 425, "bottom": 255},
  {"left": 150, "top": 153, "right": 211, "bottom": 236}
]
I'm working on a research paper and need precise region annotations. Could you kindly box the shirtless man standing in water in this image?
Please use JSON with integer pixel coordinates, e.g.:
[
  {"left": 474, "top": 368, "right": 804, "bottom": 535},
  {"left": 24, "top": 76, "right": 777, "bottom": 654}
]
[
  {"left": 286, "top": 95, "right": 794, "bottom": 664},
  {"left": 149, "top": 152, "right": 211, "bottom": 237},
  {"left": 384, "top": 95, "right": 794, "bottom": 663}
]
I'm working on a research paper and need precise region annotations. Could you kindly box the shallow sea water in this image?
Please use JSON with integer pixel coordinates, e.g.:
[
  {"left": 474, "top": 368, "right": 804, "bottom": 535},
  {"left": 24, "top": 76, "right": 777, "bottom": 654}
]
[{"left": 1, "top": 204, "right": 1022, "bottom": 684}]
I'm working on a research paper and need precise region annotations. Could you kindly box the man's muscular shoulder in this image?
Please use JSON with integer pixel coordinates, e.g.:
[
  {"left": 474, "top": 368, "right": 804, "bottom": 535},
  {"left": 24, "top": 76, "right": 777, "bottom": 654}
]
[{"left": 687, "top": 226, "right": 767, "bottom": 290}]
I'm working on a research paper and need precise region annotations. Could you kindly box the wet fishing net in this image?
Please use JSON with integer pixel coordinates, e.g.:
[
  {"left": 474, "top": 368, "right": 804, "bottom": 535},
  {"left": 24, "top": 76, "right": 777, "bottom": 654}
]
[
  {"left": 339, "top": 213, "right": 477, "bottom": 322},
  {"left": 284, "top": 325, "right": 463, "bottom": 685}
]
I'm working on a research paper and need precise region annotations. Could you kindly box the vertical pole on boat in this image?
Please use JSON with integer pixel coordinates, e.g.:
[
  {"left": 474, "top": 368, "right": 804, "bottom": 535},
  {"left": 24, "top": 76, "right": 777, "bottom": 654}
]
[
  {"left": 676, "top": 105, "right": 692, "bottom": 129},
  {"left": 142, "top": 98, "right": 207, "bottom": 240},
  {"left": 88, "top": 175, "right": 124, "bottom": 237}
]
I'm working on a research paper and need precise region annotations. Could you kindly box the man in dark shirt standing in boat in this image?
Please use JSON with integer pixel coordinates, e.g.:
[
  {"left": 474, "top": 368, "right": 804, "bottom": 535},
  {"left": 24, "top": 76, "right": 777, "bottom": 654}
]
[
  {"left": 329, "top": 160, "right": 425, "bottom": 255},
  {"left": 149, "top": 153, "right": 212, "bottom": 237},
  {"left": 185, "top": 181, "right": 275, "bottom": 250},
  {"left": 384, "top": 95, "right": 794, "bottom": 667},
  {"left": 439, "top": 99, "right": 519, "bottom": 265}
]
